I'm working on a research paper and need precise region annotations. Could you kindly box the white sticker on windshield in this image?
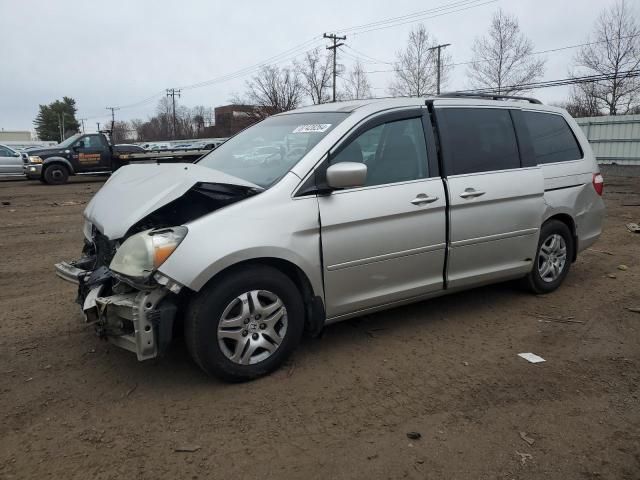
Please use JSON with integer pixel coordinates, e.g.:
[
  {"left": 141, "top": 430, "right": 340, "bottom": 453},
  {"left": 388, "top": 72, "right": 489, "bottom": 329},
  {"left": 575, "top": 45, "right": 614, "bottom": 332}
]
[{"left": 292, "top": 124, "right": 332, "bottom": 133}]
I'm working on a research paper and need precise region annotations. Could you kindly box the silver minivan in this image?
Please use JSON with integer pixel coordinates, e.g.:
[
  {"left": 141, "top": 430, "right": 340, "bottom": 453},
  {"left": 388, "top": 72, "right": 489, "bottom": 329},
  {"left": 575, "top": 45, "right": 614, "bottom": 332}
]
[{"left": 56, "top": 95, "right": 605, "bottom": 381}]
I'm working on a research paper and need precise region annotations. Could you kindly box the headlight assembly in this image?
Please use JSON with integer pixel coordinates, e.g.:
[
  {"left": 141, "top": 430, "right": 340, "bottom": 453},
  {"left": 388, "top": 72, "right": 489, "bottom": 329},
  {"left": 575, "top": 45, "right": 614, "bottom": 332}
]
[
  {"left": 29, "top": 155, "right": 43, "bottom": 164},
  {"left": 109, "top": 227, "right": 187, "bottom": 280}
]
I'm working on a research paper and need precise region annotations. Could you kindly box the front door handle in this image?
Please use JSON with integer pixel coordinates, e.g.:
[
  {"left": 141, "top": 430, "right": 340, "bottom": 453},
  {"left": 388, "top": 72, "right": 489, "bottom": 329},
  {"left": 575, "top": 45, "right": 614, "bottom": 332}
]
[
  {"left": 411, "top": 193, "right": 439, "bottom": 205},
  {"left": 459, "top": 188, "right": 486, "bottom": 199}
]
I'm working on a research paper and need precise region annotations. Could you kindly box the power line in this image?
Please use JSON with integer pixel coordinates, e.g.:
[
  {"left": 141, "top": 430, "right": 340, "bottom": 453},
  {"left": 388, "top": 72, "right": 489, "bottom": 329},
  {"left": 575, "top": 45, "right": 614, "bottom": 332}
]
[
  {"left": 344, "top": 45, "right": 393, "bottom": 65},
  {"left": 332, "top": 0, "right": 494, "bottom": 36},
  {"left": 452, "top": 69, "right": 640, "bottom": 94},
  {"left": 177, "top": 37, "right": 323, "bottom": 91},
  {"left": 85, "top": 0, "right": 495, "bottom": 117},
  {"left": 356, "top": 33, "right": 640, "bottom": 74},
  {"left": 346, "top": 0, "right": 497, "bottom": 37},
  {"left": 450, "top": 33, "right": 640, "bottom": 67}
]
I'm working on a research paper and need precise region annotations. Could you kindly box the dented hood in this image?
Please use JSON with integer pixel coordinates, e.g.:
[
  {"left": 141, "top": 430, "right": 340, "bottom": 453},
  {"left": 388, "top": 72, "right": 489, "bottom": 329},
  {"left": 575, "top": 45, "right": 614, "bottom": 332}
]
[{"left": 84, "top": 163, "right": 261, "bottom": 239}]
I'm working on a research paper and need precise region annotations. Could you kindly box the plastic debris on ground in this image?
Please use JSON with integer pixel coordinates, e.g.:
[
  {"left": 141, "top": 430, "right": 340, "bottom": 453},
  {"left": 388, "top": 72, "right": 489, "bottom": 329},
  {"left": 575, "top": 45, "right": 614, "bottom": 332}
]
[{"left": 518, "top": 353, "right": 546, "bottom": 364}]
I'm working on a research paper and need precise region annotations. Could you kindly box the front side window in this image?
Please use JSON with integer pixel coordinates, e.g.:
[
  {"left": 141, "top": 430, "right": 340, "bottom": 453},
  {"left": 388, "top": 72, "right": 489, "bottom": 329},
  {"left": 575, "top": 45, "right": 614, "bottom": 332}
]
[
  {"left": 521, "top": 111, "right": 583, "bottom": 164},
  {"left": 198, "top": 112, "right": 348, "bottom": 188},
  {"left": 331, "top": 117, "right": 429, "bottom": 187},
  {"left": 57, "top": 134, "right": 83, "bottom": 148},
  {"left": 0, "top": 146, "right": 13, "bottom": 156},
  {"left": 439, "top": 108, "right": 520, "bottom": 175}
]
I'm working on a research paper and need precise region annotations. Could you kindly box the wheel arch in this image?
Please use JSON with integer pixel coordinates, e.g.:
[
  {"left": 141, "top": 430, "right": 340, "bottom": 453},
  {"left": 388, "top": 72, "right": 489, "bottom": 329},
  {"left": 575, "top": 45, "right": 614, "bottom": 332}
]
[
  {"left": 543, "top": 213, "right": 578, "bottom": 262},
  {"left": 193, "top": 257, "right": 325, "bottom": 336},
  {"left": 43, "top": 157, "right": 74, "bottom": 174}
]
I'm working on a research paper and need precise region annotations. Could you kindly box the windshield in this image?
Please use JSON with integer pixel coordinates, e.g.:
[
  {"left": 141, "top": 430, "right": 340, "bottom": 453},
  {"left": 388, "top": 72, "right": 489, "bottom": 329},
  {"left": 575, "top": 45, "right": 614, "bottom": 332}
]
[
  {"left": 57, "top": 134, "right": 83, "bottom": 148},
  {"left": 197, "top": 112, "right": 348, "bottom": 187}
]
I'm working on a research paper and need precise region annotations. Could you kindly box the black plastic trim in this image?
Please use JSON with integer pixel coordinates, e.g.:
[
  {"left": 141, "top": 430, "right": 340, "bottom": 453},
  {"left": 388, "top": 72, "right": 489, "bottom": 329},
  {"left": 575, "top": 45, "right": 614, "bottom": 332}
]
[{"left": 544, "top": 184, "right": 584, "bottom": 192}]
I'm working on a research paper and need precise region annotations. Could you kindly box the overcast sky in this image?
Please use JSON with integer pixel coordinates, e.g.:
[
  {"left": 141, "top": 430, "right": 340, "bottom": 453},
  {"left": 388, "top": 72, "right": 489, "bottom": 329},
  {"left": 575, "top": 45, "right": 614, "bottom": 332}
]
[{"left": 0, "top": 0, "right": 631, "bottom": 132}]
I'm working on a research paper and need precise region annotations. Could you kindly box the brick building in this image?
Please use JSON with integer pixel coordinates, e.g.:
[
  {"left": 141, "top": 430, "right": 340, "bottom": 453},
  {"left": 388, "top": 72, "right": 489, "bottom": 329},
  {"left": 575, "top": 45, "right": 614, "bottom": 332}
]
[{"left": 204, "top": 105, "right": 259, "bottom": 138}]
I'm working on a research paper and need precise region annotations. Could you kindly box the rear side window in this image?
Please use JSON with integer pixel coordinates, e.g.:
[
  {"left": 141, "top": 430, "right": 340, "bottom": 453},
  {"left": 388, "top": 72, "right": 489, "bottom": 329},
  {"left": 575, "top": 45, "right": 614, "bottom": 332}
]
[
  {"left": 521, "top": 111, "right": 582, "bottom": 164},
  {"left": 439, "top": 108, "right": 520, "bottom": 175}
]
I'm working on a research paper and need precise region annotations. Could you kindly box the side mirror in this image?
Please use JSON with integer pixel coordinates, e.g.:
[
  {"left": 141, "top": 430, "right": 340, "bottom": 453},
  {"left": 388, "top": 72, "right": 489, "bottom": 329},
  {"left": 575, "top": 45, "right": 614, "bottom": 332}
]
[{"left": 326, "top": 162, "right": 367, "bottom": 189}]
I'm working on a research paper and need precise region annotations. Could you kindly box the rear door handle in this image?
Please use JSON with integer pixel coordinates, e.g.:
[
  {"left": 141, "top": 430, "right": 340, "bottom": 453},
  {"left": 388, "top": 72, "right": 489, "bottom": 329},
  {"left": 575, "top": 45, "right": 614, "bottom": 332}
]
[
  {"left": 411, "top": 194, "right": 439, "bottom": 205},
  {"left": 459, "top": 188, "right": 486, "bottom": 199}
]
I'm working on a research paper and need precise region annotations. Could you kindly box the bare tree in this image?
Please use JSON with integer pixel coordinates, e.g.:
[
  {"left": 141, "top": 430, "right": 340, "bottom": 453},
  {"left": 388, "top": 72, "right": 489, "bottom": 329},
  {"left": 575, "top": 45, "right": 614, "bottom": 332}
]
[
  {"left": 110, "top": 120, "right": 134, "bottom": 143},
  {"left": 388, "top": 24, "right": 450, "bottom": 96},
  {"left": 296, "top": 48, "right": 333, "bottom": 104},
  {"left": 239, "top": 65, "right": 303, "bottom": 119},
  {"left": 467, "top": 9, "right": 545, "bottom": 94},
  {"left": 572, "top": 0, "right": 640, "bottom": 115},
  {"left": 191, "top": 105, "right": 211, "bottom": 136},
  {"left": 560, "top": 83, "right": 602, "bottom": 118},
  {"left": 343, "top": 60, "right": 373, "bottom": 100},
  {"left": 130, "top": 119, "right": 145, "bottom": 140}
]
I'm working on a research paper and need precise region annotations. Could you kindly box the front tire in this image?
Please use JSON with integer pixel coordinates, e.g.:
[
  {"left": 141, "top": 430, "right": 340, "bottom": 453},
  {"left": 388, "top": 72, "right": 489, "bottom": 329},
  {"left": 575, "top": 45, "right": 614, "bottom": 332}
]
[
  {"left": 185, "top": 265, "right": 305, "bottom": 382},
  {"left": 43, "top": 164, "right": 69, "bottom": 185},
  {"left": 524, "top": 219, "right": 574, "bottom": 294}
]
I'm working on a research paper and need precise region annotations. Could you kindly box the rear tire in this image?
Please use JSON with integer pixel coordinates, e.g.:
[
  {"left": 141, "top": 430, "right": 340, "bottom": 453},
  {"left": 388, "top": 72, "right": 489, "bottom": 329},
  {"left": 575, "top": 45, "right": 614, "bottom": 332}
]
[
  {"left": 43, "top": 164, "right": 69, "bottom": 185},
  {"left": 524, "top": 219, "right": 574, "bottom": 294},
  {"left": 185, "top": 265, "right": 305, "bottom": 382}
]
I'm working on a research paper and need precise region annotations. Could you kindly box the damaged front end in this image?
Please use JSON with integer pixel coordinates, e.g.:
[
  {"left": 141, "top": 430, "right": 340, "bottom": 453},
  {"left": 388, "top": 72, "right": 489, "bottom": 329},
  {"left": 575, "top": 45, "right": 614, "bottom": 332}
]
[
  {"left": 55, "top": 231, "right": 185, "bottom": 361},
  {"left": 55, "top": 175, "right": 262, "bottom": 360}
]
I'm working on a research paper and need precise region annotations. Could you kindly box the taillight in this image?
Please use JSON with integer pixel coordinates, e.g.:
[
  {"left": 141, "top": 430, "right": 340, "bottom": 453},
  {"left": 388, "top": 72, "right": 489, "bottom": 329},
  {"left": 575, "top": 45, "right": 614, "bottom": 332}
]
[{"left": 592, "top": 173, "right": 604, "bottom": 196}]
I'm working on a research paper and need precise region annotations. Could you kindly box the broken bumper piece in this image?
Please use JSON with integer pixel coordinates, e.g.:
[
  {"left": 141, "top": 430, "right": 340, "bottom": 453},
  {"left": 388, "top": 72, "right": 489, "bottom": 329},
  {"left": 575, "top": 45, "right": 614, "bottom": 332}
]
[
  {"left": 55, "top": 259, "right": 92, "bottom": 284},
  {"left": 84, "top": 286, "right": 177, "bottom": 361}
]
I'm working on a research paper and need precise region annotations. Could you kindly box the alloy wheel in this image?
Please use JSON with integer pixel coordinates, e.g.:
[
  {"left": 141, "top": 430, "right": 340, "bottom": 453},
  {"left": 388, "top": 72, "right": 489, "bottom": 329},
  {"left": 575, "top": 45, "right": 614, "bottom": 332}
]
[
  {"left": 537, "top": 233, "right": 567, "bottom": 283},
  {"left": 217, "top": 290, "right": 288, "bottom": 365}
]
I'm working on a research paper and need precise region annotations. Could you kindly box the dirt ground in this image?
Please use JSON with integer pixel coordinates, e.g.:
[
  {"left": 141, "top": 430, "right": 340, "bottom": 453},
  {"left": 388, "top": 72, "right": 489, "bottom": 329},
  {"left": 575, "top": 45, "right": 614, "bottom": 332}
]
[{"left": 0, "top": 174, "right": 639, "bottom": 480}]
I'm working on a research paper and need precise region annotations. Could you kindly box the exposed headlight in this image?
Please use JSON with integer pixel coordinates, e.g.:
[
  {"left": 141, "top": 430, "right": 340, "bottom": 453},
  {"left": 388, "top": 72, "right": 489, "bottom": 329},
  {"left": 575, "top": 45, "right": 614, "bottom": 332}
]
[
  {"left": 29, "top": 155, "right": 43, "bottom": 164},
  {"left": 109, "top": 227, "right": 188, "bottom": 280}
]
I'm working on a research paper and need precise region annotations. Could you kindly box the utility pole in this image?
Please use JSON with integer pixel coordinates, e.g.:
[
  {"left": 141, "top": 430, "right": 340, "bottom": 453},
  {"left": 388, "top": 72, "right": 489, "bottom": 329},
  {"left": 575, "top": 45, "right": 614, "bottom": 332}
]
[
  {"left": 106, "top": 107, "right": 119, "bottom": 140},
  {"left": 96, "top": 122, "right": 101, "bottom": 131},
  {"left": 324, "top": 33, "right": 346, "bottom": 102},
  {"left": 58, "top": 112, "right": 67, "bottom": 141},
  {"left": 428, "top": 43, "right": 451, "bottom": 95},
  {"left": 79, "top": 118, "right": 86, "bottom": 133},
  {"left": 166, "top": 88, "right": 181, "bottom": 139}
]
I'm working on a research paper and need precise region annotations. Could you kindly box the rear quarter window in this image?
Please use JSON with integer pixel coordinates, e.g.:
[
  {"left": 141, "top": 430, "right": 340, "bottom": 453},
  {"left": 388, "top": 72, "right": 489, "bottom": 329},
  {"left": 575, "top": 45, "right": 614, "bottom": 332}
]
[{"left": 521, "top": 111, "right": 583, "bottom": 164}]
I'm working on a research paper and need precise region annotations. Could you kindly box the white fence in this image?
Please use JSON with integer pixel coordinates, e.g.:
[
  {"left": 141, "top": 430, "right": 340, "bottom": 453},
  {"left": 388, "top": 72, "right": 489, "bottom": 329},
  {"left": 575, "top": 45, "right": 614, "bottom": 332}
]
[{"left": 576, "top": 114, "right": 640, "bottom": 166}]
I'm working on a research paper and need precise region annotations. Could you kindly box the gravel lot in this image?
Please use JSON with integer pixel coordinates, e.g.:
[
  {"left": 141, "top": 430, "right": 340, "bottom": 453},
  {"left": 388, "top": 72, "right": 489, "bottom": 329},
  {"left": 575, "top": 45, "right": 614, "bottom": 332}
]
[{"left": 1, "top": 175, "right": 639, "bottom": 480}]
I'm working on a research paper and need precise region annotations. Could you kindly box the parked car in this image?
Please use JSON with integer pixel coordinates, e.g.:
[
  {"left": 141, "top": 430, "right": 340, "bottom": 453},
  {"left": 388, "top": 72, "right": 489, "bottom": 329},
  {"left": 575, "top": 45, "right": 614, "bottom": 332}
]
[
  {"left": 0, "top": 144, "right": 26, "bottom": 175},
  {"left": 55, "top": 94, "right": 605, "bottom": 382},
  {"left": 113, "top": 144, "right": 146, "bottom": 154}
]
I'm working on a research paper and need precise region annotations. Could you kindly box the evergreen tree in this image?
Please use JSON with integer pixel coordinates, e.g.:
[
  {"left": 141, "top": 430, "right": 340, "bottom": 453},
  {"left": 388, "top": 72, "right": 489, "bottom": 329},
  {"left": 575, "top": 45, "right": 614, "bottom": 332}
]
[{"left": 34, "top": 97, "right": 80, "bottom": 141}]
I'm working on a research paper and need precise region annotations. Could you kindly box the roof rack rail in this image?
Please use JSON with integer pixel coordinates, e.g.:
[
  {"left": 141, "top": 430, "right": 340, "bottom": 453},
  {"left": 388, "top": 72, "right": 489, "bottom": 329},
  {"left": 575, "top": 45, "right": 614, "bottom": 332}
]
[{"left": 436, "top": 92, "right": 542, "bottom": 104}]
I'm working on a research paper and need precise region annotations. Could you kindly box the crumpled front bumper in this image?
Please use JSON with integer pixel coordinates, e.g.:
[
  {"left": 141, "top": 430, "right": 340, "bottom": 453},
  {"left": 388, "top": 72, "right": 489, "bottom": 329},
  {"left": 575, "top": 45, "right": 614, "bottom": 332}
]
[
  {"left": 55, "top": 260, "right": 178, "bottom": 361},
  {"left": 83, "top": 285, "right": 176, "bottom": 360}
]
